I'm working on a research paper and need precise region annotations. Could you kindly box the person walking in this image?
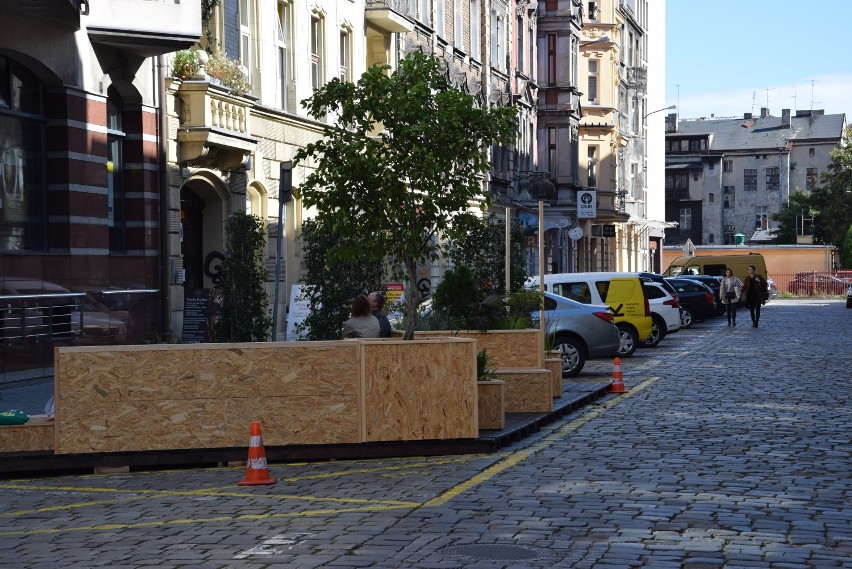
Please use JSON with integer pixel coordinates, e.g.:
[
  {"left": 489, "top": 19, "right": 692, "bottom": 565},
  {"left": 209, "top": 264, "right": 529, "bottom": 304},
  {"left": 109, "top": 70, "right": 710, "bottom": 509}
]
[
  {"left": 368, "top": 291, "right": 391, "bottom": 338},
  {"left": 741, "top": 264, "right": 768, "bottom": 328},
  {"left": 719, "top": 268, "right": 743, "bottom": 326},
  {"left": 341, "top": 294, "right": 380, "bottom": 339}
]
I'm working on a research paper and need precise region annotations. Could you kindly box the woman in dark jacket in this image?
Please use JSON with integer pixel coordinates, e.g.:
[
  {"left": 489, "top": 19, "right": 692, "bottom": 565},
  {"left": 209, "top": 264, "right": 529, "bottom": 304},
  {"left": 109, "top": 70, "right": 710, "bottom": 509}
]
[{"left": 741, "top": 265, "right": 768, "bottom": 327}]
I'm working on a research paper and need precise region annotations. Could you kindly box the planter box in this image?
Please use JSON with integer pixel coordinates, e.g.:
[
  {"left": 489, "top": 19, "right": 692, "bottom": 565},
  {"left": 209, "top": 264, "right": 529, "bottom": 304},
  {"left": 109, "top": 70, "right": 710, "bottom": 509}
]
[
  {"left": 493, "top": 368, "right": 553, "bottom": 413},
  {"left": 52, "top": 337, "right": 477, "bottom": 455},
  {"left": 545, "top": 358, "right": 563, "bottom": 397},
  {"left": 477, "top": 380, "right": 505, "bottom": 430},
  {"left": 397, "top": 329, "right": 544, "bottom": 369}
]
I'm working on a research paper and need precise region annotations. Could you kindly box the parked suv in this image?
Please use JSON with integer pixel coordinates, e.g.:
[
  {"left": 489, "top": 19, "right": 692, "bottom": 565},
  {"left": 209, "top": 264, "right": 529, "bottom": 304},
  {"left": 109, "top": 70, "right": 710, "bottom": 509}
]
[
  {"left": 641, "top": 281, "right": 681, "bottom": 348},
  {"left": 527, "top": 272, "right": 652, "bottom": 358},
  {"left": 665, "top": 277, "right": 717, "bottom": 327}
]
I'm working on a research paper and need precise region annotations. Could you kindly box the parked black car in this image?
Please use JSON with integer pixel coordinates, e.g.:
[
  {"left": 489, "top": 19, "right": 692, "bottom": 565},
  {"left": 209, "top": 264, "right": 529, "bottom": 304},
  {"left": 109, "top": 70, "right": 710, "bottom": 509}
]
[
  {"left": 679, "top": 274, "right": 723, "bottom": 315},
  {"left": 664, "top": 277, "right": 717, "bottom": 328}
]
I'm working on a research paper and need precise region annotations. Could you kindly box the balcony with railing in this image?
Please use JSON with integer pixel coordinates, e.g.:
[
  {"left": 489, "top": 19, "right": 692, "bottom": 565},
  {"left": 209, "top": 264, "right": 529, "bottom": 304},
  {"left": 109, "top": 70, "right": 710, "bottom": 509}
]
[
  {"left": 366, "top": 0, "right": 415, "bottom": 33},
  {"left": 175, "top": 80, "right": 257, "bottom": 169}
]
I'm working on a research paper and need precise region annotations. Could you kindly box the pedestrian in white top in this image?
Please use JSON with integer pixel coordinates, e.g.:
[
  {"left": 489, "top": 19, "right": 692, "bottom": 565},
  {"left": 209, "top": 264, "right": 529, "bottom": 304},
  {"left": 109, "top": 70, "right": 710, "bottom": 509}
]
[{"left": 719, "top": 268, "right": 744, "bottom": 326}]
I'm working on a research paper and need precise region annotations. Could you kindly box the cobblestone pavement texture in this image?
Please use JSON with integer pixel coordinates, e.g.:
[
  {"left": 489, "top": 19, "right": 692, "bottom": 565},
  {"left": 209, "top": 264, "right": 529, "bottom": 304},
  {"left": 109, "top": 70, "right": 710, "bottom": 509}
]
[{"left": 0, "top": 299, "right": 850, "bottom": 568}]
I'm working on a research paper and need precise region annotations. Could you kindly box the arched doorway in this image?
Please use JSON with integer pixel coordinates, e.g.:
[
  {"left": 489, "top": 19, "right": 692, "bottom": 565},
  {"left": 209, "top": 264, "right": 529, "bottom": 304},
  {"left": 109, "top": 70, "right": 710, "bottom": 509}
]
[{"left": 179, "top": 173, "right": 229, "bottom": 295}]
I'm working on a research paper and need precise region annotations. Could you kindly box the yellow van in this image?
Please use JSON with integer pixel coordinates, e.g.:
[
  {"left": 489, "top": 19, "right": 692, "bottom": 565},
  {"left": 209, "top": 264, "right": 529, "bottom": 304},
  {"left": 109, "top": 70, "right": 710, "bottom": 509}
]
[
  {"left": 664, "top": 253, "right": 767, "bottom": 283},
  {"left": 526, "top": 272, "right": 652, "bottom": 358}
]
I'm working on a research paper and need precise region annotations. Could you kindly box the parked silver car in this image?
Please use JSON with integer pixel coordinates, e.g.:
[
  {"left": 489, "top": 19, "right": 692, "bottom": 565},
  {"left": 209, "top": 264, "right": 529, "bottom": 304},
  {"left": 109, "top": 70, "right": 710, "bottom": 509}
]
[{"left": 532, "top": 292, "right": 620, "bottom": 378}]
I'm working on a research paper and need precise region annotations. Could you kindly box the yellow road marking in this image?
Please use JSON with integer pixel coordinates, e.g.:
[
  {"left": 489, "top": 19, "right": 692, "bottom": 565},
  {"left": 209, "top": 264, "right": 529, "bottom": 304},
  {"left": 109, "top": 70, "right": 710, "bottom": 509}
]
[
  {"left": 0, "top": 379, "right": 658, "bottom": 536},
  {"left": 422, "top": 376, "right": 660, "bottom": 507}
]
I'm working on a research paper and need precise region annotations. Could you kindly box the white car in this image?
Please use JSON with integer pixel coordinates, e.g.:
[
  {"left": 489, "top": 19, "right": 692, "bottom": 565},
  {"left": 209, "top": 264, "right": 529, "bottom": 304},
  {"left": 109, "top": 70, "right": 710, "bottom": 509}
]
[{"left": 641, "top": 281, "right": 681, "bottom": 348}]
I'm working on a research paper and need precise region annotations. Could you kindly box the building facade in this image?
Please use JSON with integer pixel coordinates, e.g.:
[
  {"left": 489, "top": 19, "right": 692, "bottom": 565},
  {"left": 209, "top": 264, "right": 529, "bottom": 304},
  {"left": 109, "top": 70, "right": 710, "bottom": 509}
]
[
  {"left": 0, "top": 0, "right": 199, "bottom": 381},
  {"left": 664, "top": 108, "right": 847, "bottom": 247}
]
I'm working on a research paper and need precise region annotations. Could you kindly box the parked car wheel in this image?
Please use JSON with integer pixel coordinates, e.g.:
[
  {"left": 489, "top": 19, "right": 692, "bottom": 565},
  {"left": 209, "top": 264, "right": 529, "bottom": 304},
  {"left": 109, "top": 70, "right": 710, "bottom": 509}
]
[
  {"left": 680, "top": 306, "right": 694, "bottom": 328},
  {"left": 640, "top": 316, "right": 665, "bottom": 348},
  {"left": 616, "top": 324, "right": 639, "bottom": 358},
  {"left": 553, "top": 334, "right": 587, "bottom": 377}
]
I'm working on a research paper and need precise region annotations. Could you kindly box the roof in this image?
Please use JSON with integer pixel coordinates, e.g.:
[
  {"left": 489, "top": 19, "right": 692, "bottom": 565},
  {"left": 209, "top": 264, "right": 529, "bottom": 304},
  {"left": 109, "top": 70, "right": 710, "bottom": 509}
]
[{"left": 670, "top": 112, "right": 846, "bottom": 152}]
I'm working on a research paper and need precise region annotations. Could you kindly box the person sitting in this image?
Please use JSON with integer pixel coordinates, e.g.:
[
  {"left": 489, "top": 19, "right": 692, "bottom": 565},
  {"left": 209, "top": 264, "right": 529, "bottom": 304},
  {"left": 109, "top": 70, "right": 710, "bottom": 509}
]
[
  {"left": 341, "top": 294, "right": 380, "bottom": 339},
  {"left": 368, "top": 291, "right": 391, "bottom": 338}
]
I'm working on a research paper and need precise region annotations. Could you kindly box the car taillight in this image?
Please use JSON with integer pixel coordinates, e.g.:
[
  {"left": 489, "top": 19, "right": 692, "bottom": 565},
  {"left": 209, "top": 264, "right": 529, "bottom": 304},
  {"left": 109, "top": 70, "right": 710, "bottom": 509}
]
[
  {"left": 593, "top": 311, "right": 614, "bottom": 323},
  {"left": 644, "top": 296, "right": 651, "bottom": 317},
  {"left": 704, "top": 292, "right": 714, "bottom": 304},
  {"left": 663, "top": 299, "right": 679, "bottom": 308}
]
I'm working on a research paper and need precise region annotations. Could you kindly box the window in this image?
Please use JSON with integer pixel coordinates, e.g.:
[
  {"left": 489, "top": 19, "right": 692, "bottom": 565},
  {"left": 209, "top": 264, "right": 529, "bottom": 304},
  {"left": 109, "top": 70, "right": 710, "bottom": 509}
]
[
  {"left": 664, "top": 172, "right": 688, "bottom": 199},
  {"left": 339, "top": 28, "right": 351, "bottom": 81},
  {"left": 548, "top": 127, "right": 557, "bottom": 178},
  {"left": 708, "top": 161, "right": 714, "bottom": 170},
  {"left": 723, "top": 186, "right": 734, "bottom": 209},
  {"left": 455, "top": 0, "right": 463, "bottom": 49},
  {"left": 470, "top": 0, "right": 479, "bottom": 60},
  {"left": 755, "top": 206, "right": 769, "bottom": 229},
  {"left": 517, "top": 15, "right": 524, "bottom": 73},
  {"left": 693, "top": 172, "right": 699, "bottom": 181},
  {"left": 419, "top": 0, "right": 431, "bottom": 26},
  {"left": 436, "top": 0, "right": 445, "bottom": 37},
  {"left": 709, "top": 192, "right": 714, "bottom": 203},
  {"left": 239, "top": 0, "right": 252, "bottom": 78},
  {"left": 0, "top": 55, "right": 46, "bottom": 251},
  {"left": 491, "top": 11, "right": 503, "bottom": 70},
  {"left": 809, "top": 147, "right": 815, "bottom": 156},
  {"left": 310, "top": 15, "right": 324, "bottom": 89},
  {"left": 689, "top": 139, "right": 701, "bottom": 152},
  {"left": 587, "top": 146, "right": 597, "bottom": 187},
  {"left": 587, "top": 1, "right": 598, "bottom": 20},
  {"left": 632, "top": 97, "right": 639, "bottom": 133},
  {"left": 806, "top": 167, "right": 818, "bottom": 190},
  {"left": 107, "top": 87, "right": 125, "bottom": 251},
  {"left": 744, "top": 168, "right": 757, "bottom": 191},
  {"left": 723, "top": 159, "right": 733, "bottom": 172},
  {"left": 587, "top": 59, "right": 598, "bottom": 102},
  {"left": 547, "top": 34, "right": 556, "bottom": 85},
  {"left": 276, "top": 1, "right": 293, "bottom": 111},
  {"left": 765, "top": 167, "right": 779, "bottom": 191},
  {"left": 679, "top": 207, "right": 691, "bottom": 231}
]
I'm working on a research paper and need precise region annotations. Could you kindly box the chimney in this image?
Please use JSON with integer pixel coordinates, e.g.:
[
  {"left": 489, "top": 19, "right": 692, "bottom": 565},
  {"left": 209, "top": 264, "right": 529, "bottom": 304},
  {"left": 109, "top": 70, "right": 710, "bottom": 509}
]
[
  {"left": 665, "top": 112, "right": 678, "bottom": 133},
  {"left": 760, "top": 107, "right": 769, "bottom": 118},
  {"left": 782, "top": 108, "right": 791, "bottom": 128},
  {"left": 744, "top": 112, "right": 753, "bottom": 119}
]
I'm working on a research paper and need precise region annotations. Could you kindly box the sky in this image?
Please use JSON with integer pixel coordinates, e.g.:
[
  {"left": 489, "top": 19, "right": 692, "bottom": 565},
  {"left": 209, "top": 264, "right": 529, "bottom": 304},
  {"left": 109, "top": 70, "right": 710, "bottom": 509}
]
[{"left": 666, "top": 0, "right": 852, "bottom": 122}]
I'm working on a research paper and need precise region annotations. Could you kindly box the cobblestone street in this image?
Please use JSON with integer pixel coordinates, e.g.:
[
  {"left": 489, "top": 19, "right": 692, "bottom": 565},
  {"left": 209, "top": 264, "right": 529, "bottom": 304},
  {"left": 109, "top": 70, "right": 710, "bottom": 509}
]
[{"left": 0, "top": 299, "right": 849, "bottom": 568}]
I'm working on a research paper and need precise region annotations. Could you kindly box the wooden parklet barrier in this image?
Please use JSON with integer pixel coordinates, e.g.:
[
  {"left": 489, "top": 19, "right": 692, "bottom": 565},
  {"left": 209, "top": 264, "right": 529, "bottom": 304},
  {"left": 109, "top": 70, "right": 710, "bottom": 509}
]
[{"left": 49, "top": 337, "right": 477, "bottom": 455}]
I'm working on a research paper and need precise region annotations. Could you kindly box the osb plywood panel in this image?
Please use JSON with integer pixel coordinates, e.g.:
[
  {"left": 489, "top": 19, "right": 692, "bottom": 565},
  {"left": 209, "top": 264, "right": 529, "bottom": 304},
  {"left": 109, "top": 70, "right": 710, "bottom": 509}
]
[
  {"left": 410, "top": 330, "right": 543, "bottom": 369},
  {"left": 477, "top": 381, "right": 505, "bottom": 430},
  {"left": 361, "top": 338, "right": 477, "bottom": 441},
  {"left": 0, "top": 416, "right": 53, "bottom": 453},
  {"left": 496, "top": 368, "right": 553, "bottom": 413},
  {"left": 55, "top": 342, "right": 361, "bottom": 454},
  {"left": 545, "top": 358, "right": 563, "bottom": 397}
]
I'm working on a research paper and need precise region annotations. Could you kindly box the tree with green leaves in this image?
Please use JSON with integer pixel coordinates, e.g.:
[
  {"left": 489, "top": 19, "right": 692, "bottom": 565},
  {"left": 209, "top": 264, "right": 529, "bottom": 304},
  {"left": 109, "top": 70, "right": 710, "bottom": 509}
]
[
  {"left": 294, "top": 52, "right": 518, "bottom": 339},
  {"left": 445, "top": 212, "right": 528, "bottom": 296},
  {"left": 213, "top": 212, "right": 271, "bottom": 342},
  {"left": 773, "top": 127, "right": 852, "bottom": 267},
  {"left": 296, "top": 219, "right": 385, "bottom": 340}
]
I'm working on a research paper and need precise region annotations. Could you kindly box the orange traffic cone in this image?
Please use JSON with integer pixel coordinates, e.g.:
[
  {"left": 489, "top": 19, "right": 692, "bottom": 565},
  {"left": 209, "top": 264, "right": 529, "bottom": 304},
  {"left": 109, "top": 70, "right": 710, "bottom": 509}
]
[
  {"left": 609, "top": 357, "right": 626, "bottom": 394},
  {"left": 238, "top": 421, "right": 277, "bottom": 486}
]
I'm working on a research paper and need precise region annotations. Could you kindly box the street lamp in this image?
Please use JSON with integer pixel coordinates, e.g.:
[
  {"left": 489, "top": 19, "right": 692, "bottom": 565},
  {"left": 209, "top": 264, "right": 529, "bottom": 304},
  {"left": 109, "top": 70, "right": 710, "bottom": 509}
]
[{"left": 643, "top": 104, "right": 676, "bottom": 119}]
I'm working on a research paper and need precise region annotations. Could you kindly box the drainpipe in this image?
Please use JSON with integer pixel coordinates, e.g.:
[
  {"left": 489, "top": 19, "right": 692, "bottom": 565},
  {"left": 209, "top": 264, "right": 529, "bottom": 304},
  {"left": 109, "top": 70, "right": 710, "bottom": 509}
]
[{"left": 157, "top": 54, "right": 171, "bottom": 338}]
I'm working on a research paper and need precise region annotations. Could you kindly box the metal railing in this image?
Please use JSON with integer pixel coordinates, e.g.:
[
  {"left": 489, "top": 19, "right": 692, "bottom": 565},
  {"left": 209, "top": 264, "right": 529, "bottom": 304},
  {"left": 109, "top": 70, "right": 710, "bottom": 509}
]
[{"left": 0, "top": 292, "right": 84, "bottom": 342}]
